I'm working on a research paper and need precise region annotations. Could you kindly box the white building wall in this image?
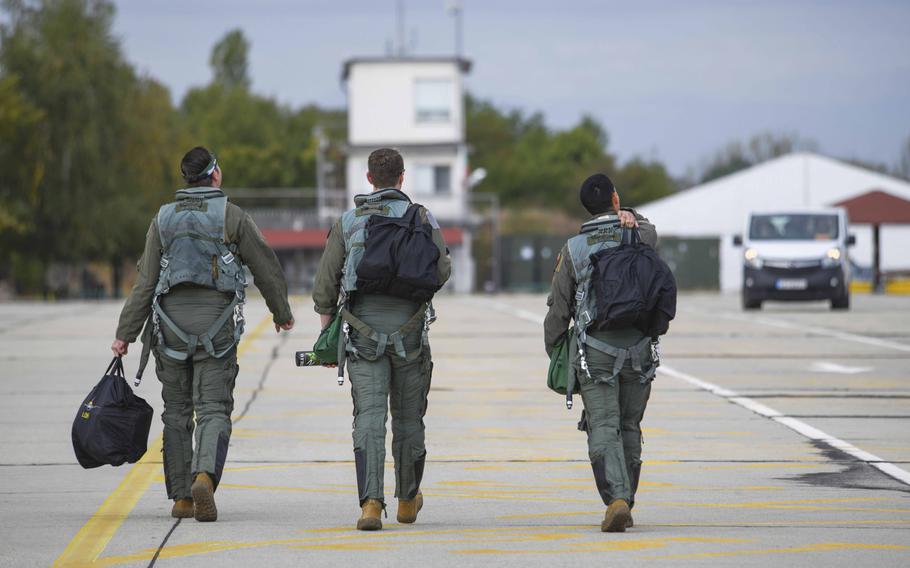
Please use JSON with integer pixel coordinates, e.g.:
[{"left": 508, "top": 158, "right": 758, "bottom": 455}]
[
  {"left": 638, "top": 153, "right": 910, "bottom": 291},
  {"left": 347, "top": 62, "right": 464, "bottom": 146},
  {"left": 346, "top": 146, "right": 467, "bottom": 222},
  {"left": 344, "top": 58, "right": 474, "bottom": 293}
]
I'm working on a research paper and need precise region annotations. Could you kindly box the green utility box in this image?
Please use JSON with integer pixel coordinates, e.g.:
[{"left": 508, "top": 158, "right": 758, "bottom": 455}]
[{"left": 657, "top": 237, "right": 720, "bottom": 290}]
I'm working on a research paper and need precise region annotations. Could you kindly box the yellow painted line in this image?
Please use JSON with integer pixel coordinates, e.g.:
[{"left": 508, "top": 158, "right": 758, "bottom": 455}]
[
  {"left": 52, "top": 313, "right": 274, "bottom": 567},
  {"left": 88, "top": 526, "right": 604, "bottom": 566},
  {"left": 218, "top": 482, "right": 351, "bottom": 495},
  {"left": 648, "top": 542, "right": 910, "bottom": 561},
  {"left": 51, "top": 437, "right": 164, "bottom": 567},
  {"left": 454, "top": 537, "right": 750, "bottom": 555}
]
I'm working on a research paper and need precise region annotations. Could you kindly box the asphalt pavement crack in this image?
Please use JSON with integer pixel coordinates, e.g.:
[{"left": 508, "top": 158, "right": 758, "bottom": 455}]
[{"left": 145, "top": 333, "right": 288, "bottom": 568}]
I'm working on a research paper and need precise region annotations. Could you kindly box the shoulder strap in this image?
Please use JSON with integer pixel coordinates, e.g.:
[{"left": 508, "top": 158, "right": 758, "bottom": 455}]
[{"left": 621, "top": 227, "right": 641, "bottom": 245}]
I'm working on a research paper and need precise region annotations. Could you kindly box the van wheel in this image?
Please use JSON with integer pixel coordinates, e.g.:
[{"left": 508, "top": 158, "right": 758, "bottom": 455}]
[
  {"left": 742, "top": 295, "right": 762, "bottom": 310},
  {"left": 831, "top": 292, "right": 850, "bottom": 310}
]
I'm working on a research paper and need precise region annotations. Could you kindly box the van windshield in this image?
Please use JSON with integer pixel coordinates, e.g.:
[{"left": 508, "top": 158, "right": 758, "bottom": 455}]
[{"left": 749, "top": 214, "right": 839, "bottom": 241}]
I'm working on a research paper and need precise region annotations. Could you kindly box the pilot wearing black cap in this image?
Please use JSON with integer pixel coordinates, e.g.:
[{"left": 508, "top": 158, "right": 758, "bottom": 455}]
[{"left": 544, "top": 173, "right": 658, "bottom": 532}]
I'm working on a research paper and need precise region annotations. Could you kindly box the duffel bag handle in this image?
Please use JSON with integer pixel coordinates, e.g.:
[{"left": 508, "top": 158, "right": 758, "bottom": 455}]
[
  {"left": 105, "top": 356, "right": 125, "bottom": 378},
  {"left": 621, "top": 227, "right": 641, "bottom": 245}
]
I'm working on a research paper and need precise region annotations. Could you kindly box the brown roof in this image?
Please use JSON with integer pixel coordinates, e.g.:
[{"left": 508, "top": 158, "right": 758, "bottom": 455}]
[
  {"left": 833, "top": 190, "right": 910, "bottom": 224},
  {"left": 262, "top": 227, "right": 464, "bottom": 250}
]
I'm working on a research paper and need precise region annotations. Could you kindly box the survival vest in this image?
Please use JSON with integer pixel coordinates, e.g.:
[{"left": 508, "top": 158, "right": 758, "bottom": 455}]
[
  {"left": 563, "top": 215, "right": 657, "bottom": 408},
  {"left": 136, "top": 188, "right": 247, "bottom": 382},
  {"left": 332, "top": 189, "right": 438, "bottom": 385}
]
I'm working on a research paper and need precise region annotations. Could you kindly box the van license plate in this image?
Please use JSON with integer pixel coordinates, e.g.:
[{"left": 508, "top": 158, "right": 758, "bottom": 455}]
[{"left": 776, "top": 278, "right": 808, "bottom": 290}]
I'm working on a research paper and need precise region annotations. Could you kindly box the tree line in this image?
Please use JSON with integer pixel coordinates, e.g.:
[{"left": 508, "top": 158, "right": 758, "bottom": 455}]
[{"left": 2, "top": 0, "right": 907, "bottom": 296}]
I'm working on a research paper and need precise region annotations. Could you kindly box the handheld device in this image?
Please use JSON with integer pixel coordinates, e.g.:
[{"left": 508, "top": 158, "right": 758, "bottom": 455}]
[{"left": 295, "top": 351, "right": 321, "bottom": 367}]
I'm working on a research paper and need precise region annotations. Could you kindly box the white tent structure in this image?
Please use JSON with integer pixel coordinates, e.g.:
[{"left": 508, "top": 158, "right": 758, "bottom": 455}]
[{"left": 638, "top": 153, "right": 910, "bottom": 291}]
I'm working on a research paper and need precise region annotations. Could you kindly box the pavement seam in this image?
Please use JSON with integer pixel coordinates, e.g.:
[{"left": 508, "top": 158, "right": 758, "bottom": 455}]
[
  {"left": 143, "top": 325, "right": 289, "bottom": 567},
  {"left": 147, "top": 518, "right": 181, "bottom": 568},
  {"left": 659, "top": 364, "right": 910, "bottom": 487},
  {"left": 481, "top": 299, "right": 910, "bottom": 488},
  {"left": 52, "top": 313, "right": 276, "bottom": 567}
]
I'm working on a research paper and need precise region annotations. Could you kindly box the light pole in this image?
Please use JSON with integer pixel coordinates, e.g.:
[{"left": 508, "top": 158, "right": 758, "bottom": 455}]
[
  {"left": 446, "top": 0, "right": 463, "bottom": 58},
  {"left": 467, "top": 168, "right": 501, "bottom": 293},
  {"left": 314, "top": 124, "right": 328, "bottom": 222}
]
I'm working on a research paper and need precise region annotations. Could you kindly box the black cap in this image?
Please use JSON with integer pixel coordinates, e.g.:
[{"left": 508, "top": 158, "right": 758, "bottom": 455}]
[{"left": 580, "top": 173, "right": 615, "bottom": 215}]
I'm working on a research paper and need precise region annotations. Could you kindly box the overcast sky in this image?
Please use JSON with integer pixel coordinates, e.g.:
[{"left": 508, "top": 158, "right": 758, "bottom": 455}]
[{"left": 111, "top": 0, "right": 910, "bottom": 176}]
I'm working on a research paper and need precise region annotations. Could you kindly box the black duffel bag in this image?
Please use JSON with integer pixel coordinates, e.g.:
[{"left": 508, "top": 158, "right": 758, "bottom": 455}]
[{"left": 72, "top": 357, "right": 153, "bottom": 469}]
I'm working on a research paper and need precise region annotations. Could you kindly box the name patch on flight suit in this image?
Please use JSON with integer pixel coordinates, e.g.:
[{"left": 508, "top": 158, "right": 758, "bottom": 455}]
[
  {"left": 175, "top": 198, "right": 208, "bottom": 213},
  {"left": 355, "top": 204, "right": 390, "bottom": 217},
  {"left": 586, "top": 227, "right": 620, "bottom": 246}
]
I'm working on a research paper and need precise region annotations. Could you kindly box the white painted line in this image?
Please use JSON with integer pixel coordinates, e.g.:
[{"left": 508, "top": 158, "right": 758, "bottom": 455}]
[
  {"left": 721, "top": 312, "right": 910, "bottom": 353},
  {"left": 480, "top": 298, "right": 910, "bottom": 488},
  {"left": 659, "top": 364, "right": 910, "bottom": 487},
  {"left": 485, "top": 300, "right": 545, "bottom": 325},
  {"left": 809, "top": 361, "right": 873, "bottom": 374}
]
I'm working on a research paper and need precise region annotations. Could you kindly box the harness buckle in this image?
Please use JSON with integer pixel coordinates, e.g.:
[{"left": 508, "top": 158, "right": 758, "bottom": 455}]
[
  {"left": 160, "top": 256, "right": 170, "bottom": 269},
  {"left": 221, "top": 252, "right": 235, "bottom": 264}
]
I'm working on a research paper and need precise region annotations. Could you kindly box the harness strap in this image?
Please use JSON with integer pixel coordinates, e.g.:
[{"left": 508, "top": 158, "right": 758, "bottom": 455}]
[
  {"left": 151, "top": 295, "right": 242, "bottom": 361},
  {"left": 583, "top": 334, "right": 654, "bottom": 384},
  {"left": 340, "top": 304, "right": 429, "bottom": 361},
  {"left": 135, "top": 313, "right": 154, "bottom": 386}
]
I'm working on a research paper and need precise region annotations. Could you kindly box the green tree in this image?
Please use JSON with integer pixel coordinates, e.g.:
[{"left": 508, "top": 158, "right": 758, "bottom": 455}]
[
  {"left": 695, "top": 132, "right": 817, "bottom": 183},
  {"left": 210, "top": 28, "right": 250, "bottom": 90},
  {"left": 896, "top": 136, "right": 910, "bottom": 181},
  {"left": 180, "top": 29, "right": 347, "bottom": 190},
  {"left": 0, "top": 75, "right": 47, "bottom": 289},
  {"left": 614, "top": 158, "right": 674, "bottom": 208},
  {"left": 0, "top": 0, "right": 184, "bottom": 295},
  {"left": 465, "top": 95, "right": 671, "bottom": 216}
]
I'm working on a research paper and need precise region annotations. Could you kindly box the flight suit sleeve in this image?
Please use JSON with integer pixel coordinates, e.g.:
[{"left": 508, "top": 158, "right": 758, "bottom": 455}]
[
  {"left": 312, "top": 219, "right": 345, "bottom": 315},
  {"left": 115, "top": 217, "right": 162, "bottom": 342},
  {"left": 622, "top": 207, "right": 658, "bottom": 248},
  {"left": 544, "top": 244, "right": 576, "bottom": 357},
  {"left": 230, "top": 207, "right": 293, "bottom": 325},
  {"left": 422, "top": 207, "right": 452, "bottom": 286}
]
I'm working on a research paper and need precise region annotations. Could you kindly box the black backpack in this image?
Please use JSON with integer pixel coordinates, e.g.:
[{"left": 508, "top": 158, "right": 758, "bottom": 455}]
[
  {"left": 72, "top": 357, "right": 154, "bottom": 469},
  {"left": 355, "top": 203, "right": 441, "bottom": 302},
  {"left": 589, "top": 228, "right": 677, "bottom": 337}
]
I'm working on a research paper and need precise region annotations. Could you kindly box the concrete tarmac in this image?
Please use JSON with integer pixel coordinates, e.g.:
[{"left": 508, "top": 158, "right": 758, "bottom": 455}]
[{"left": 1, "top": 293, "right": 909, "bottom": 567}]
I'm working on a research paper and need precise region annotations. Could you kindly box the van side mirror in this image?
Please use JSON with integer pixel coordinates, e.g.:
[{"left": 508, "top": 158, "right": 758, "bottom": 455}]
[
  {"left": 846, "top": 234, "right": 856, "bottom": 246},
  {"left": 732, "top": 235, "right": 743, "bottom": 246}
]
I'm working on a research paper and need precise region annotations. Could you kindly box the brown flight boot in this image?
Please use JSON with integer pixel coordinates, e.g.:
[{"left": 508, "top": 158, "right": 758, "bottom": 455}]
[
  {"left": 191, "top": 472, "right": 217, "bottom": 522},
  {"left": 170, "top": 498, "right": 194, "bottom": 519},
  {"left": 601, "top": 499, "right": 631, "bottom": 532},
  {"left": 626, "top": 514, "right": 634, "bottom": 529},
  {"left": 357, "top": 499, "right": 384, "bottom": 531},
  {"left": 397, "top": 491, "right": 423, "bottom": 524}
]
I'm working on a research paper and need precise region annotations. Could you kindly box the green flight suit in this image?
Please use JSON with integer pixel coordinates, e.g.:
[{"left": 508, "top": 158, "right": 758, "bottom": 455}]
[
  {"left": 544, "top": 209, "right": 658, "bottom": 509},
  {"left": 116, "top": 187, "right": 293, "bottom": 500},
  {"left": 313, "top": 190, "right": 450, "bottom": 506}
]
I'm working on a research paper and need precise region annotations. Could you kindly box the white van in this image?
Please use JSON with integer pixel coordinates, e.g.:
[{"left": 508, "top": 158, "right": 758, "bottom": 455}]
[{"left": 733, "top": 209, "right": 855, "bottom": 310}]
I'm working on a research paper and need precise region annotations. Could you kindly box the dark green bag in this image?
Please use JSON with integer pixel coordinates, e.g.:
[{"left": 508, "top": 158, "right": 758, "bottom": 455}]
[
  {"left": 547, "top": 328, "right": 574, "bottom": 395},
  {"left": 312, "top": 310, "right": 342, "bottom": 364}
]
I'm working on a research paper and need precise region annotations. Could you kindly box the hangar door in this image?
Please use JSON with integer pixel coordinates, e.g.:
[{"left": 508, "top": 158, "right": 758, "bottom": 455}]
[{"left": 658, "top": 237, "right": 720, "bottom": 290}]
